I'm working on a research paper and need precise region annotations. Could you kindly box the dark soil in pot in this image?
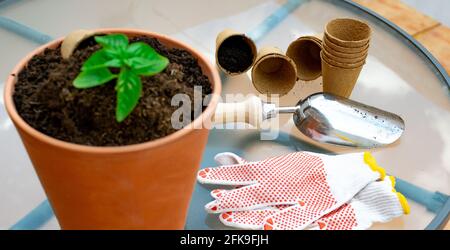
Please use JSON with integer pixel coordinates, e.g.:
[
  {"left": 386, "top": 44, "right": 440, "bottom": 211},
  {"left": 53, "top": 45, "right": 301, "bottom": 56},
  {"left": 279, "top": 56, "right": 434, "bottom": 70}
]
[
  {"left": 13, "top": 36, "right": 213, "bottom": 146},
  {"left": 217, "top": 36, "right": 254, "bottom": 73}
]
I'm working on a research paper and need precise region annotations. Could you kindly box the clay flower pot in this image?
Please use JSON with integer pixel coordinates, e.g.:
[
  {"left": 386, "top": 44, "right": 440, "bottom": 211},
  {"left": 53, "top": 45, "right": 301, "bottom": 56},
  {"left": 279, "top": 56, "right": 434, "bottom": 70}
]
[{"left": 4, "top": 28, "right": 221, "bottom": 229}]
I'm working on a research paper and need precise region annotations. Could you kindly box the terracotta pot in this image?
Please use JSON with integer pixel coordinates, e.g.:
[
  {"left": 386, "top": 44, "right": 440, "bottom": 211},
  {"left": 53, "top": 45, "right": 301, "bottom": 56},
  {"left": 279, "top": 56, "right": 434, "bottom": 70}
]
[{"left": 4, "top": 28, "right": 221, "bottom": 229}]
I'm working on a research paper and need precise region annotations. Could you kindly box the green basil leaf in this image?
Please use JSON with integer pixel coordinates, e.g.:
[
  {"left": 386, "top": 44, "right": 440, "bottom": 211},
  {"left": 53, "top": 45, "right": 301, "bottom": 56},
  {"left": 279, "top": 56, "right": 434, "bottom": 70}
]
[
  {"left": 126, "top": 42, "right": 160, "bottom": 59},
  {"left": 81, "top": 49, "right": 122, "bottom": 71},
  {"left": 75, "top": 35, "right": 169, "bottom": 123},
  {"left": 115, "top": 68, "right": 142, "bottom": 122},
  {"left": 73, "top": 68, "right": 117, "bottom": 88},
  {"left": 95, "top": 34, "right": 129, "bottom": 52},
  {"left": 130, "top": 56, "right": 169, "bottom": 76},
  {"left": 125, "top": 42, "right": 169, "bottom": 75}
]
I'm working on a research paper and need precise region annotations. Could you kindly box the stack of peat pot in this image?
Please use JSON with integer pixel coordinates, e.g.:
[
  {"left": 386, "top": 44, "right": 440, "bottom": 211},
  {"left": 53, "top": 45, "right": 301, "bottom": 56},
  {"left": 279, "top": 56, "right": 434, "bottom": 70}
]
[{"left": 321, "top": 18, "right": 371, "bottom": 98}]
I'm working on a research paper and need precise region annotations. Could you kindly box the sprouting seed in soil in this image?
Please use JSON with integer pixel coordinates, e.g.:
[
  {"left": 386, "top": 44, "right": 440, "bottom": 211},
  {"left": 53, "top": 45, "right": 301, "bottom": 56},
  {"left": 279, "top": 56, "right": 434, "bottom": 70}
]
[{"left": 73, "top": 34, "right": 169, "bottom": 122}]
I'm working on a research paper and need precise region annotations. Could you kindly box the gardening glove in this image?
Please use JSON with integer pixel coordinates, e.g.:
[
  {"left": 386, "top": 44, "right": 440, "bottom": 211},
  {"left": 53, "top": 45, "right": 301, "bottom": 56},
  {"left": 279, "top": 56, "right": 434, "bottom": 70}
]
[
  {"left": 306, "top": 176, "right": 410, "bottom": 230},
  {"left": 217, "top": 179, "right": 409, "bottom": 230},
  {"left": 197, "top": 151, "right": 385, "bottom": 230},
  {"left": 211, "top": 153, "right": 408, "bottom": 230}
]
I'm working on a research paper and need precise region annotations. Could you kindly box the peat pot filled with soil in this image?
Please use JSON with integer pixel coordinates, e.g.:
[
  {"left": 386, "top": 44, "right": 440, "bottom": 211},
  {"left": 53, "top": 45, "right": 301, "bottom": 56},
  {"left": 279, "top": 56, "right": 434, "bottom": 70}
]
[
  {"left": 215, "top": 29, "right": 257, "bottom": 75},
  {"left": 4, "top": 29, "right": 221, "bottom": 229}
]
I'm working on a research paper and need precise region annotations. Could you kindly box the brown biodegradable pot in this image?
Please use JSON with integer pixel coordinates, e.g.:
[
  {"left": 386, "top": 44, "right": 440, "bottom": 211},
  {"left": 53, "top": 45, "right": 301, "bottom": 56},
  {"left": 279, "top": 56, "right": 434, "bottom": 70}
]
[
  {"left": 216, "top": 29, "right": 257, "bottom": 75},
  {"left": 286, "top": 36, "right": 322, "bottom": 81},
  {"left": 4, "top": 28, "right": 221, "bottom": 229},
  {"left": 321, "top": 53, "right": 363, "bottom": 98},
  {"left": 251, "top": 47, "right": 297, "bottom": 96},
  {"left": 325, "top": 18, "right": 371, "bottom": 48},
  {"left": 323, "top": 35, "right": 369, "bottom": 54},
  {"left": 323, "top": 41, "right": 369, "bottom": 59},
  {"left": 60, "top": 29, "right": 99, "bottom": 59},
  {"left": 321, "top": 51, "right": 366, "bottom": 69},
  {"left": 322, "top": 48, "right": 367, "bottom": 64}
]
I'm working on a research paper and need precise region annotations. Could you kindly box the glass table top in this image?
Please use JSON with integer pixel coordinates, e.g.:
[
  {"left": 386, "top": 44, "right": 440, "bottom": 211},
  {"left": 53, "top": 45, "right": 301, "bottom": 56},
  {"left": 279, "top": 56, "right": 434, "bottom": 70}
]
[{"left": 0, "top": 0, "right": 449, "bottom": 230}]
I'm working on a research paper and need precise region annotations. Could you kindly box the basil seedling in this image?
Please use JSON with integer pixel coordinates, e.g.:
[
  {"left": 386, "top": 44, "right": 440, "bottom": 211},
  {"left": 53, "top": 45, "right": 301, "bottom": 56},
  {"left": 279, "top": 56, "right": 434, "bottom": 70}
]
[{"left": 73, "top": 34, "right": 169, "bottom": 122}]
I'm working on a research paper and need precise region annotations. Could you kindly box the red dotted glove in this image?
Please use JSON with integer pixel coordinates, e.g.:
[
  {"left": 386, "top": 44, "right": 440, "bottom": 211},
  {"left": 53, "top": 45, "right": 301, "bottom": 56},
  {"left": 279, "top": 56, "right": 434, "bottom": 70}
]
[
  {"left": 198, "top": 151, "right": 385, "bottom": 230},
  {"left": 216, "top": 175, "right": 409, "bottom": 230}
]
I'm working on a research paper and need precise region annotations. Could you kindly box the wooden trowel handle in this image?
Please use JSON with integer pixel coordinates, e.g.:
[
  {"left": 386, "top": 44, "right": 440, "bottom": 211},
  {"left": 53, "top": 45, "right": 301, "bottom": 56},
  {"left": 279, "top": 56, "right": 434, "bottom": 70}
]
[{"left": 213, "top": 95, "right": 264, "bottom": 128}]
